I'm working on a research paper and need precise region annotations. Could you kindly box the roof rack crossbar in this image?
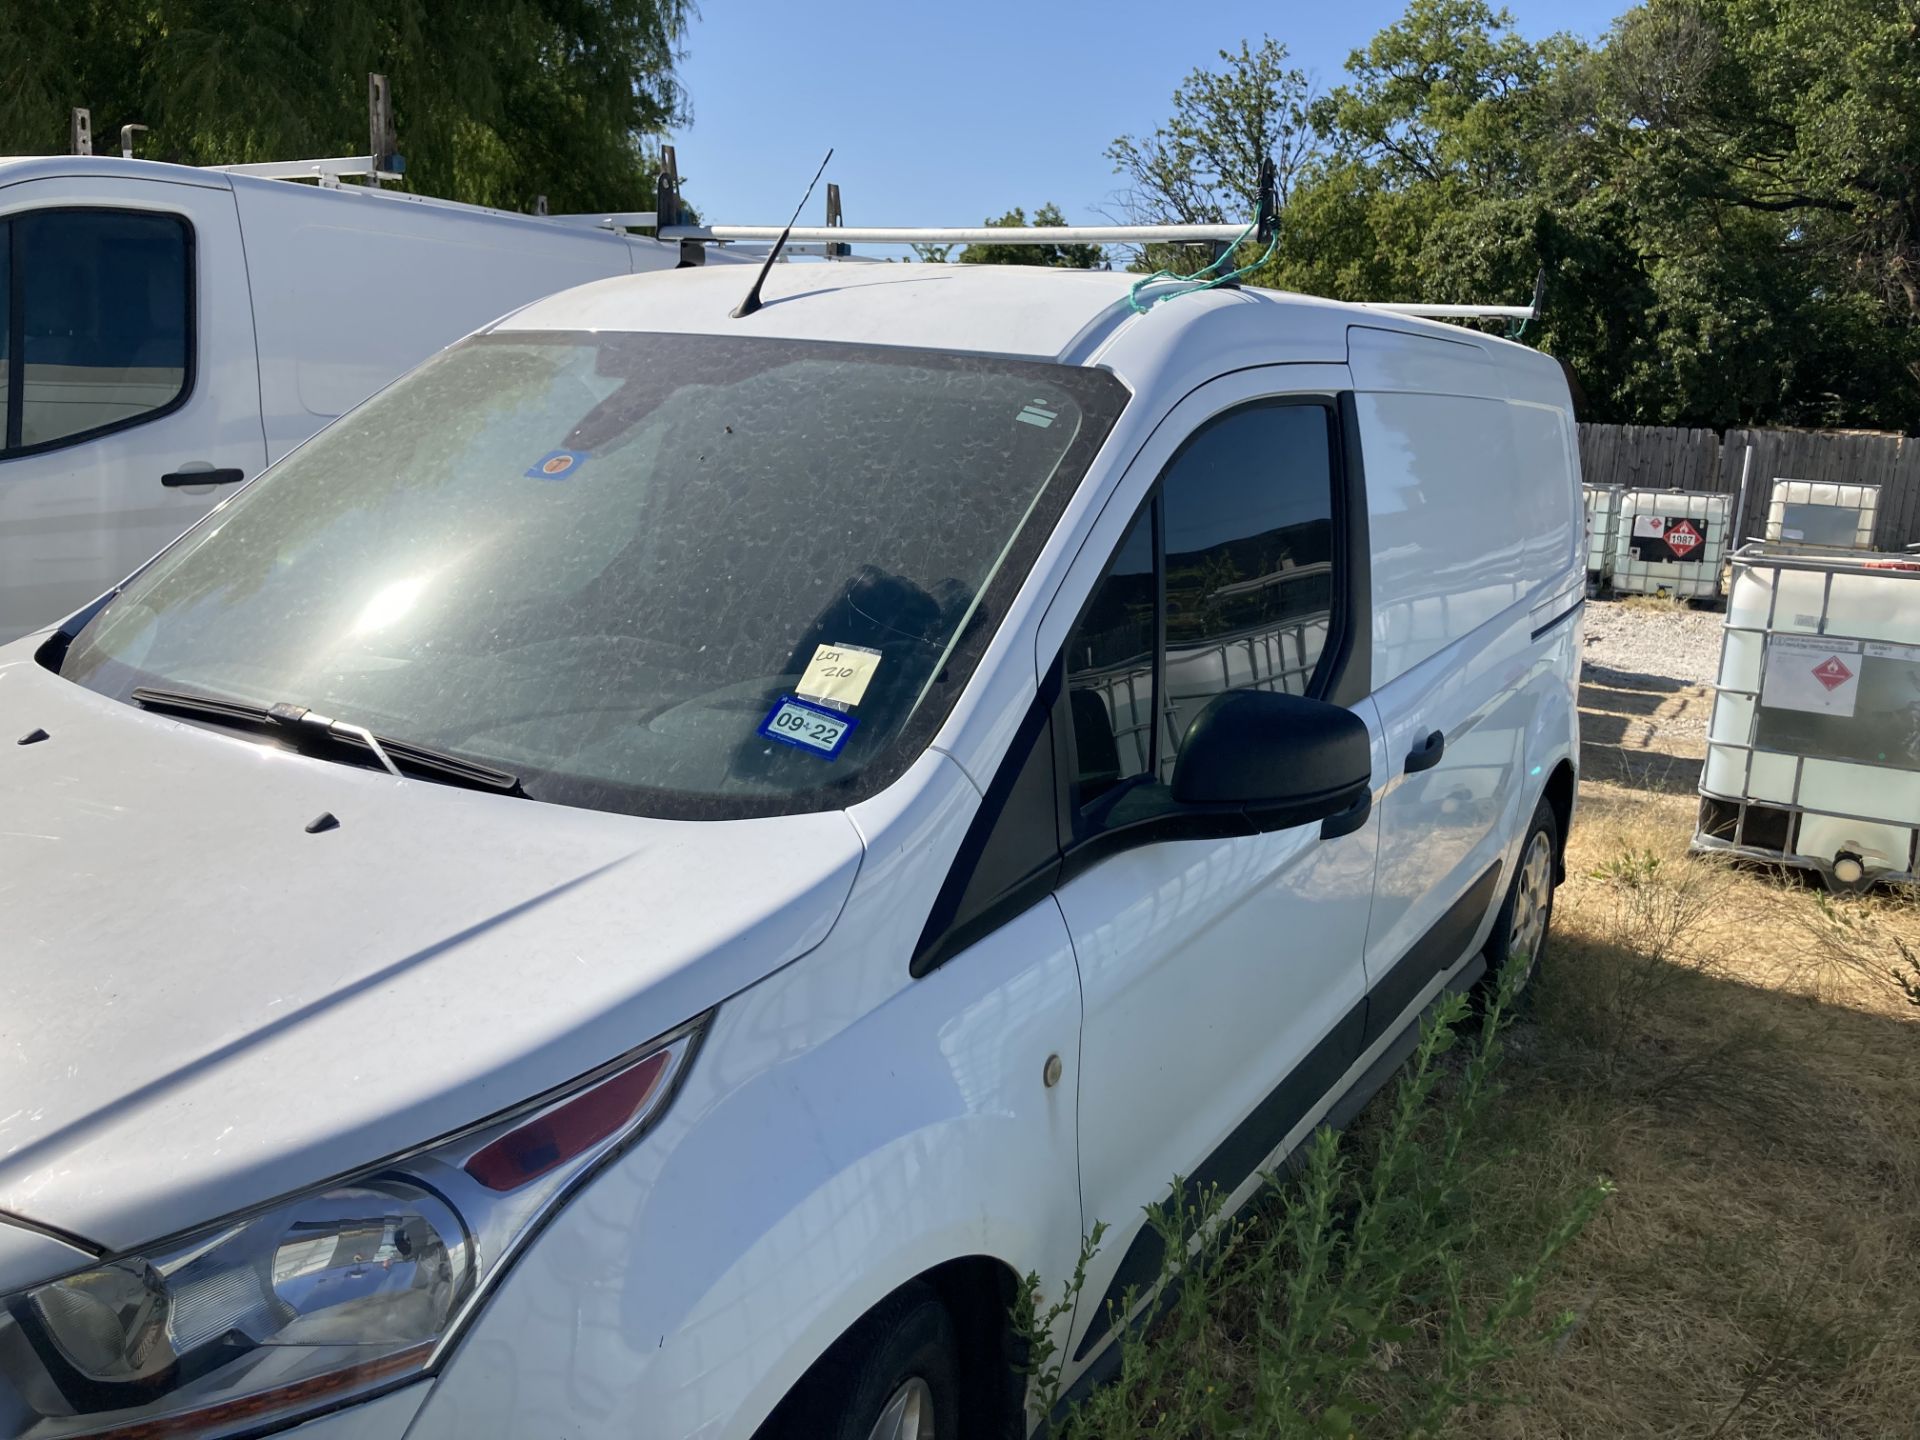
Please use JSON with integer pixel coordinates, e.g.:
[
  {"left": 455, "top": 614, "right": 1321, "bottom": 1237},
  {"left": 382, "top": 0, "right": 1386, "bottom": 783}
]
[
  {"left": 659, "top": 223, "right": 1245, "bottom": 246},
  {"left": 549, "top": 211, "right": 662, "bottom": 229},
  {"left": 210, "top": 155, "right": 403, "bottom": 185},
  {"left": 1366, "top": 303, "right": 1538, "bottom": 320}
]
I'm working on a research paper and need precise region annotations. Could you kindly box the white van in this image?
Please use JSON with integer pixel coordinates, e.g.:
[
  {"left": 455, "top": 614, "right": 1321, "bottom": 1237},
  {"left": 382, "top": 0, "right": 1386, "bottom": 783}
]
[
  {"left": 0, "top": 260, "right": 1583, "bottom": 1440},
  {"left": 0, "top": 156, "right": 723, "bottom": 643}
]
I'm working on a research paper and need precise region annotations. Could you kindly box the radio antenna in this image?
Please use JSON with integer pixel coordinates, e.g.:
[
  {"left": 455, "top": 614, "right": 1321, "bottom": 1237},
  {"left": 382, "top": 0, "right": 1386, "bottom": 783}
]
[{"left": 732, "top": 148, "right": 833, "bottom": 319}]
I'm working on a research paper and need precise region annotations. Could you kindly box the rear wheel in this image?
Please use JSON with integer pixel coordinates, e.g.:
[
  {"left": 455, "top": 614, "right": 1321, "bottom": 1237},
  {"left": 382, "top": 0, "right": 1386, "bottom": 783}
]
[
  {"left": 757, "top": 1282, "right": 960, "bottom": 1440},
  {"left": 1480, "top": 797, "right": 1559, "bottom": 1002}
]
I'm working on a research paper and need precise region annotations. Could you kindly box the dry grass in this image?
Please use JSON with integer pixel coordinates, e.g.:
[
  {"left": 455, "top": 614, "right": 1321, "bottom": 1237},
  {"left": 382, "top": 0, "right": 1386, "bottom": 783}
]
[
  {"left": 1457, "top": 781, "right": 1920, "bottom": 1439},
  {"left": 1612, "top": 590, "right": 1698, "bottom": 614}
]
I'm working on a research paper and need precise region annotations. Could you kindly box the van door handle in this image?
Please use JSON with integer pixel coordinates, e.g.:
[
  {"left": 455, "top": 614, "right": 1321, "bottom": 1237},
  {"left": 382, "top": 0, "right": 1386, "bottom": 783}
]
[
  {"left": 162, "top": 468, "right": 246, "bottom": 488},
  {"left": 1405, "top": 729, "right": 1446, "bottom": 774}
]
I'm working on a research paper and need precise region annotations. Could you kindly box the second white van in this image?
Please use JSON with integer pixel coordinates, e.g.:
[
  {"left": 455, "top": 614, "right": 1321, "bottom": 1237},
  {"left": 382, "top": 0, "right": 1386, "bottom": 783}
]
[{"left": 0, "top": 155, "right": 731, "bottom": 642}]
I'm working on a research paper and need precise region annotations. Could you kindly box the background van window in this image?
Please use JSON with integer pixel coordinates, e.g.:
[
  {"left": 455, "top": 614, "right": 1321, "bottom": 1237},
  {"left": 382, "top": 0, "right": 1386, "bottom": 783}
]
[{"left": 5, "top": 210, "right": 190, "bottom": 452}]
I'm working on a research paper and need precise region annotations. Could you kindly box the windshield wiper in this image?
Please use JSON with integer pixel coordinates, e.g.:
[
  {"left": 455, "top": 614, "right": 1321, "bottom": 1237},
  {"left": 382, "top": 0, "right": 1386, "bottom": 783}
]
[{"left": 131, "top": 686, "right": 524, "bottom": 796}]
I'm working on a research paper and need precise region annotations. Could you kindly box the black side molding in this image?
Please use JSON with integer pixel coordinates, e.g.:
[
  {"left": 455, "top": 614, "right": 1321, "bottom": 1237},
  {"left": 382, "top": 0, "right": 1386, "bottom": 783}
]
[
  {"left": 1530, "top": 597, "right": 1584, "bottom": 642},
  {"left": 1362, "top": 861, "right": 1502, "bottom": 1050}
]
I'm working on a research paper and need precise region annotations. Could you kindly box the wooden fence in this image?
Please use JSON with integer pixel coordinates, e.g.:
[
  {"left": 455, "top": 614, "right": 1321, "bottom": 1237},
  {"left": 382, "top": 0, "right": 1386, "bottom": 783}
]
[{"left": 1577, "top": 423, "right": 1920, "bottom": 552}]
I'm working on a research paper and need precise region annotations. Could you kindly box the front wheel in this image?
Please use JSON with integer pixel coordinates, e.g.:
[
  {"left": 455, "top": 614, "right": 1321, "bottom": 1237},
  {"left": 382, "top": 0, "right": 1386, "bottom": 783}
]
[
  {"left": 757, "top": 1281, "right": 961, "bottom": 1440},
  {"left": 1480, "top": 797, "right": 1559, "bottom": 1002}
]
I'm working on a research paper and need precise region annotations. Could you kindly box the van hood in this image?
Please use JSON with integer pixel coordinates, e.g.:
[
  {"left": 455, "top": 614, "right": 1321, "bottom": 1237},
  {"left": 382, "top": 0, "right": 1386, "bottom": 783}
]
[{"left": 0, "top": 654, "right": 864, "bottom": 1261}]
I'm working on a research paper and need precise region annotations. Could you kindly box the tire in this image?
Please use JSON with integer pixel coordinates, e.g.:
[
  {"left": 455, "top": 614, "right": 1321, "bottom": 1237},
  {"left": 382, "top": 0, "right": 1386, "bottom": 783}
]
[
  {"left": 1478, "top": 796, "right": 1559, "bottom": 1005},
  {"left": 757, "top": 1281, "right": 961, "bottom": 1440}
]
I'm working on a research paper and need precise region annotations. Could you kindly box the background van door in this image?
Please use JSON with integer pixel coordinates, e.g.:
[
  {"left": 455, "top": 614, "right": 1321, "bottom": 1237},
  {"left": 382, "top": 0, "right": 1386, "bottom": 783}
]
[{"left": 0, "top": 174, "right": 264, "bottom": 643}]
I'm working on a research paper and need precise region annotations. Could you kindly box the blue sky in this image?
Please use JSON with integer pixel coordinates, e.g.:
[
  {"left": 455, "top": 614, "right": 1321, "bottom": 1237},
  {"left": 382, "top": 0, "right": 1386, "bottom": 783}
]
[{"left": 670, "top": 0, "right": 1627, "bottom": 245}]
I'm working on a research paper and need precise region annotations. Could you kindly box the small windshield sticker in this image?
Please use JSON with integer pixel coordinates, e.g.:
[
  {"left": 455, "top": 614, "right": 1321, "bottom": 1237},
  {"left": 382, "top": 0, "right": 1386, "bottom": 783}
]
[
  {"left": 797, "top": 643, "right": 881, "bottom": 707},
  {"left": 526, "top": 449, "right": 588, "bottom": 480},
  {"left": 759, "top": 695, "right": 858, "bottom": 759},
  {"left": 1016, "top": 401, "right": 1058, "bottom": 429}
]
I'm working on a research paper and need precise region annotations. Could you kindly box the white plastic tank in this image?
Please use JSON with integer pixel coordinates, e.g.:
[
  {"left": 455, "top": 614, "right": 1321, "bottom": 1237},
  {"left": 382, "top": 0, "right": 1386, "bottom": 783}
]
[
  {"left": 1764, "top": 479, "right": 1880, "bottom": 551},
  {"left": 1583, "top": 484, "right": 1623, "bottom": 587},
  {"left": 1612, "top": 488, "right": 1733, "bottom": 600},
  {"left": 1696, "top": 545, "right": 1920, "bottom": 890}
]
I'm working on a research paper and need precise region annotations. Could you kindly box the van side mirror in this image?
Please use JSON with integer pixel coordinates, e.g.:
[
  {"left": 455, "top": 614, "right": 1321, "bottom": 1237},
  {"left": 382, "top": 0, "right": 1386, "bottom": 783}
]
[{"left": 1171, "top": 690, "right": 1373, "bottom": 835}]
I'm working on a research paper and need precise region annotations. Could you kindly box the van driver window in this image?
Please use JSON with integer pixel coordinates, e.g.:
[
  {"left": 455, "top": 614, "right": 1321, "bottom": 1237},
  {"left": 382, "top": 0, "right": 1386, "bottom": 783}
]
[
  {"left": 1063, "top": 399, "right": 1340, "bottom": 822},
  {"left": 4, "top": 210, "right": 190, "bottom": 454},
  {"left": 1159, "top": 401, "right": 1336, "bottom": 778}
]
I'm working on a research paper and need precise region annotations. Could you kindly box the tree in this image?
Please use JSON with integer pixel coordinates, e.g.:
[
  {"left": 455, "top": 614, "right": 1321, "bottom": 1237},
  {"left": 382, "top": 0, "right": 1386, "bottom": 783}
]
[
  {"left": 957, "top": 204, "right": 1106, "bottom": 269},
  {"left": 1112, "top": 0, "right": 1920, "bottom": 431},
  {"left": 1107, "top": 37, "right": 1319, "bottom": 275},
  {"left": 0, "top": 0, "right": 691, "bottom": 213}
]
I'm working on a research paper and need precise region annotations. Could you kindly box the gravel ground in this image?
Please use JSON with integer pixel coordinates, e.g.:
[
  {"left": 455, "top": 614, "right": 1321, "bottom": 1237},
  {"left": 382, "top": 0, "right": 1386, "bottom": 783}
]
[
  {"left": 1580, "top": 598, "right": 1726, "bottom": 689},
  {"left": 1577, "top": 598, "right": 1723, "bottom": 783}
]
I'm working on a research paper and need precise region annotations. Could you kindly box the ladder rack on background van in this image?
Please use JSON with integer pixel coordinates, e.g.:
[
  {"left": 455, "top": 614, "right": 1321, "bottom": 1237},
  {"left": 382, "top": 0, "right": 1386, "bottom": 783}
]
[
  {"left": 74, "top": 74, "right": 405, "bottom": 185},
  {"left": 66, "top": 84, "right": 1547, "bottom": 317}
]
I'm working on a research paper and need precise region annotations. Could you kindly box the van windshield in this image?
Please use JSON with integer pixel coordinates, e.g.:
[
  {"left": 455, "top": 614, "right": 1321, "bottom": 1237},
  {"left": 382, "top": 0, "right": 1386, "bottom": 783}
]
[{"left": 62, "top": 332, "right": 1129, "bottom": 819}]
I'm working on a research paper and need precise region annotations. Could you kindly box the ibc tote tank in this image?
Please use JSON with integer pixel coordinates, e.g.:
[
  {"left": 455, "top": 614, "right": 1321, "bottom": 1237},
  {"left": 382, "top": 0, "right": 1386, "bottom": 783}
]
[
  {"left": 1613, "top": 488, "right": 1733, "bottom": 600},
  {"left": 1583, "top": 484, "right": 1623, "bottom": 589},
  {"left": 1696, "top": 545, "right": 1920, "bottom": 890},
  {"left": 1764, "top": 479, "right": 1881, "bottom": 551}
]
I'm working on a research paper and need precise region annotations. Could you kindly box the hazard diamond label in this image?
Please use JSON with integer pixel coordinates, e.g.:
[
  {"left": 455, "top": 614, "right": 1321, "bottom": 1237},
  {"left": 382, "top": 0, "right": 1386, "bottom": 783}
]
[
  {"left": 1629, "top": 514, "right": 1710, "bottom": 563},
  {"left": 1811, "top": 655, "right": 1853, "bottom": 691}
]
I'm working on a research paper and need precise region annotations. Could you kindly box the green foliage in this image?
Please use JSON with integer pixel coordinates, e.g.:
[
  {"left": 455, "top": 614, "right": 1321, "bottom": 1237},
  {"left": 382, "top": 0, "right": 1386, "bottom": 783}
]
[
  {"left": 1588, "top": 847, "right": 1664, "bottom": 887},
  {"left": 0, "top": 0, "right": 691, "bottom": 213},
  {"left": 1024, "top": 972, "right": 1612, "bottom": 1436},
  {"left": 957, "top": 204, "right": 1105, "bottom": 269},
  {"left": 1893, "top": 938, "right": 1920, "bottom": 1010},
  {"left": 1113, "top": 0, "right": 1920, "bottom": 431},
  {"left": 1108, "top": 37, "right": 1318, "bottom": 276}
]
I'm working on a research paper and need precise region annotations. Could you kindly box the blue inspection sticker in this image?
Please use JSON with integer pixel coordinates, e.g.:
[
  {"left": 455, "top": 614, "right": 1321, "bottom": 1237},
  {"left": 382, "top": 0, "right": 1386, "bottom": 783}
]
[
  {"left": 525, "top": 449, "right": 588, "bottom": 480},
  {"left": 759, "top": 694, "right": 859, "bottom": 760}
]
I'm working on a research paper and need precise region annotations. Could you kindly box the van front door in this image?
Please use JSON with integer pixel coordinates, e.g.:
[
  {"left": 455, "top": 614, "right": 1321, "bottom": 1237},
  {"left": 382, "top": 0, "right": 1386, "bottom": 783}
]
[
  {"left": 0, "top": 173, "right": 265, "bottom": 643},
  {"left": 1043, "top": 372, "right": 1384, "bottom": 1378}
]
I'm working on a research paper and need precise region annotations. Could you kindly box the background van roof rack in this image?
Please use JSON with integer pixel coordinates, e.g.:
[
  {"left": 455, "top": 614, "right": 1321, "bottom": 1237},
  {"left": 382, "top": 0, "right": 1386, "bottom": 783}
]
[
  {"left": 59, "top": 106, "right": 1544, "bottom": 316},
  {"left": 656, "top": 222, "right": 1245, "bottom": 246},
  {"left": 204, "top": 72, "right": 405, "bottom": 187}
]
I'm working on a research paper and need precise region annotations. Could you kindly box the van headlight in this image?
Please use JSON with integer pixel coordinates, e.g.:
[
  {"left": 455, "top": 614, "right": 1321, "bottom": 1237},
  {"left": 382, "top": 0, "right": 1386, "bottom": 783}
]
[{"left": 0, "top": 1018, "right": 703, "bottom": 1438}]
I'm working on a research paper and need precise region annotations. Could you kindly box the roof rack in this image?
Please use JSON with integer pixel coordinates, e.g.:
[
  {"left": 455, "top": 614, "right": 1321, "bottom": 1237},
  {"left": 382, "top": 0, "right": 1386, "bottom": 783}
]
[
  {"left": 209, "top": 74, "right": 404, "bottom": 187},
  {"left": 657, "top": 222, "right": 1248, "bottom": 246},
  {"left": 1368, "top": 268, "right": 1548, "bottom": 324},
  {"left": 208, "top": 155, "right": 405, "bottom": 187},
  {"left": 63, "top": 97, "right": 1545, "bottom": 316}
]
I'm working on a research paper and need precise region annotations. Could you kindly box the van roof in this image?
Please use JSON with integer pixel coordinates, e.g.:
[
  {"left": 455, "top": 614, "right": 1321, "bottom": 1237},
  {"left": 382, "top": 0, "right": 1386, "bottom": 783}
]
[
  {"left": 495, "top": 261, "right": 1501, "bottom": 366},
  {"left": 0, "top": 154, "right": 236, "bottom": 189},
  {"left": 0, "top": 154, "right": 606, "bottom": 233}
]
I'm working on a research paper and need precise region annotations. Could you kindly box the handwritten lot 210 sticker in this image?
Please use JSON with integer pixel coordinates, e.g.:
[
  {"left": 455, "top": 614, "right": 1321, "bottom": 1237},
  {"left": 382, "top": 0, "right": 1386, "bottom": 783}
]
[
  {"left": 759, "top": 695, "right": 858, "bottom": 760},
  {"left": 525, "top": 449, "right": 588, "bottom": 480},
  {"left": 797, "top": 643, "right": 881, "bottom": 707}
]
